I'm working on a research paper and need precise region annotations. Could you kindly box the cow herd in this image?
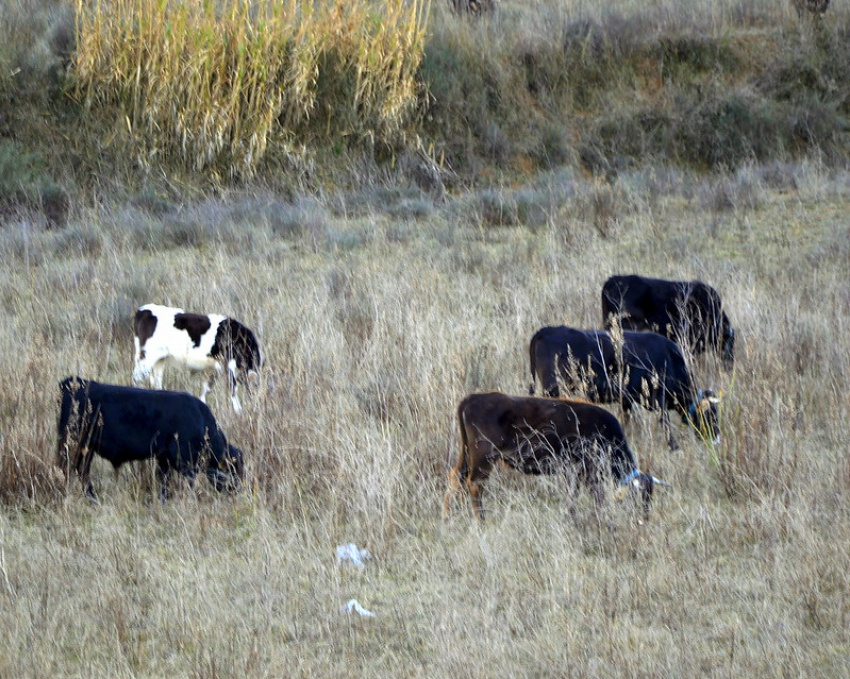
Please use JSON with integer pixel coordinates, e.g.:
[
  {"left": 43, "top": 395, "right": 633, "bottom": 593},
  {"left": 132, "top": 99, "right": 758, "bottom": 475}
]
[
  {"left": 444, "top": 274, "right": 734, "bottom": 520},
  {"left": 56, "top": 274, "right": 735, "bottom": 523}
]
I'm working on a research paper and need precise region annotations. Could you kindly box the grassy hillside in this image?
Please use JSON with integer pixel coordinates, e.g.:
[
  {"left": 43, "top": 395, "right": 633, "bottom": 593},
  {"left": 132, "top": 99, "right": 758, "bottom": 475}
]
[
  {"left": 1, "top": 0, "right": 849, "bottom": 677},
  {"left": 1, "top": 0, "right": 850, "bottom": 208}
]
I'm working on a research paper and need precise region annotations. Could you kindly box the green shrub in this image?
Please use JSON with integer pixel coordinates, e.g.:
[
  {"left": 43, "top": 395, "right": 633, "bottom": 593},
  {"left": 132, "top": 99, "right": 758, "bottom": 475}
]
[
  {"left": 673, "top": 89, "right": 787, "bottom": 168},
  {"left": 0, "top": 140, "right": 41, "bottom": 205},
  {"left": 476, "top": 189, "right": 519, "bottom": 227}
]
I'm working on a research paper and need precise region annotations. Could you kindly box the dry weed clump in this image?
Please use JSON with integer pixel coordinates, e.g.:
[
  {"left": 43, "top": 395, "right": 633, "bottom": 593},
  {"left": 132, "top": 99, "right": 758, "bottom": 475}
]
[{"left": 71, "top": 0, "right": 429, "bottom": 179}]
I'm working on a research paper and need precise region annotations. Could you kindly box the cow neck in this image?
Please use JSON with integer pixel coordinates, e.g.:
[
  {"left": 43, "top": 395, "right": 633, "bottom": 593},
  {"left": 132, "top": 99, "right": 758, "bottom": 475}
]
[
  {"left": 619, "top": 469, "right": 640, "bottom": 486},
  {"left": 687, "top": 389, "right": 705, "bottom": 419}
]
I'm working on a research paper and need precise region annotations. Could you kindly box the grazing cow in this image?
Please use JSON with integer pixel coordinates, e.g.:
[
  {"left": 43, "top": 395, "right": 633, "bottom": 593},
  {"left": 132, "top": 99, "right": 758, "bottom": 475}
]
[
  {"left": 601, "top": 274, "right": 735, "bottom": 370},
  {"left": 443, "top": 392, "right": 667, "bottom": 520},
  {"left": 56, "top": 377, "right": 244, "bottom": 502},
  {"left": 133, "top": 303, "right": 262, "bottom": 413},
  {"left": 529, "top": 326, "right": 721, "bottom": 451}
]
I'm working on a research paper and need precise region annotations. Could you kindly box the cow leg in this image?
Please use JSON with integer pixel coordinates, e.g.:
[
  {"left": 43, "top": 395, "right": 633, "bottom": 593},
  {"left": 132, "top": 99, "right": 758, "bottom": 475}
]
[
  {"left": 661, "top": 411, "right": 680, "bottom": 451},
  {"left": 156, "top": 458, "right": 173, "bottom": 502},
  {"left": 134, "top": 350, "right": 164, "bottom": 389},
  {"left": 56, "top": 435, "right": 72, "bottom": 487},
  {"left": 132, "top": 340, "right": 149, "bottom": 386},
  {"left": 199, "top": 380, "right": 212, "bottom": 403},
  {"left": 198, "top": 370, "right": 218, "bottom": 404},
  {"left": 227, "top": 360, "right": 243, "bottom": 414},
  {"left": 150, "top": 361, "right": 166, "bottom": 390},
  {"left": 467, "top": 476, "right": 486, "bottom": 520},
  {"left": 442, "top": 467, "right": 462, "bottom": 519},
  {"left": 77, "top": 447, "right": 98, "bottom": 503},
  {"left": 541, "top": 366, "right": 560, "bottom": 397},
  {"left": 466, "top": 459, "right": 494, "bottom": 521}
]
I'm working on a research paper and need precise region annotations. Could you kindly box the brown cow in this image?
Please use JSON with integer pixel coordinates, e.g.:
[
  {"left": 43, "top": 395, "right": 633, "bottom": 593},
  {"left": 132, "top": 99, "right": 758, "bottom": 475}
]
[{"left": 443, "top": 392, "right": 667, "bottom": 520}]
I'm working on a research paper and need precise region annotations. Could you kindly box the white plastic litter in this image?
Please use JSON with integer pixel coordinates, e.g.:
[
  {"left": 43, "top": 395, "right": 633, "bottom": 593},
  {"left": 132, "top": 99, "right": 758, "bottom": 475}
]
[
  {"left": 341, "top": 599, "right": 376, "bottom": 617},
  {"left": 336, "top": 543, "right": 372, "bottom": 570}
]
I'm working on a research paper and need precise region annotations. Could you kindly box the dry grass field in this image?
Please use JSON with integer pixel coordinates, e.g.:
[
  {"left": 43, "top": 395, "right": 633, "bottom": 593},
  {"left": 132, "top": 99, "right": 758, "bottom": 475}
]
[{"left": 1, "top": 160, "right": 848, "bottom": 677}]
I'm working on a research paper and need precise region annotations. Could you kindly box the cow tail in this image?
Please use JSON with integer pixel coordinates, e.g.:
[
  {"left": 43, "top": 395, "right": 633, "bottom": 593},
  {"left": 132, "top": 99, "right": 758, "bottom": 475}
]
[
  {"left": 454, "top": 406, "right": 471, "bottom": 484},
  {"left": 529, "top": 334, "right": 538, "bottom": 395},
  {"left": 443, "top": 404, "right": 470, "bottom": 517}
]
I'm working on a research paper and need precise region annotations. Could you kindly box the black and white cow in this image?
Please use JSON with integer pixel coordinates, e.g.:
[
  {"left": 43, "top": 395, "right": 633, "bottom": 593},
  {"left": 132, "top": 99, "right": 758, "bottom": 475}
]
[
  {"left": 57, "top": 376, "right": 245, "bottom": 502},
  {"left": 601, "top": 274, "right": 735, "bottom": 370},
  {"left": 529, "top": 326, "right": 722, "bottom": 451},
  {"left": 133, "top": 304, "right": 262, "bottom": 413}
]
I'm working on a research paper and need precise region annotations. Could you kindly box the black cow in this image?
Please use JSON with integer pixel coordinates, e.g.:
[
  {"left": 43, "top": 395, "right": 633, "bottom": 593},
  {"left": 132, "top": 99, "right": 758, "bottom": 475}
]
[
  {"left": 601, "top": 274, "right": 735, "bottom": 370},
  {"left": 57, "top": 377, "right": 245, "bottom": 502},
  {"left": 529, "top": 326, "right": 721, "bottom": 451},
  {"left": 443, "top": 392, "right": 667, "bottom": 520}
]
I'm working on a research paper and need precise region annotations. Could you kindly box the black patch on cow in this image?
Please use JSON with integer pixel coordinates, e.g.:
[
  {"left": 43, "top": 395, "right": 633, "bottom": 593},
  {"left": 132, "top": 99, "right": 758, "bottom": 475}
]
[
  {"left": 134, "top": 309, "right": 158, "bottom": 358},
  {"left": 210, "top": 318, "right": 262, "bottom": 373},
  {"left": 173, "top": 313, "right": 213, "bottom": 348}
]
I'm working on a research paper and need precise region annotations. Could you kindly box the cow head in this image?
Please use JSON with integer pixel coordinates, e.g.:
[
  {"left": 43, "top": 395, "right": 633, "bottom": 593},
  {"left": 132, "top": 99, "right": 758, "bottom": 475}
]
[
  {"left": 685, "top": 389, "right": 722, "bottom": 444},
  {"left": 614, "top": 469, "right": 670, "bottom": 519},
  {"left": 207, "top": 444, "right": 245, "bottom": 493}
]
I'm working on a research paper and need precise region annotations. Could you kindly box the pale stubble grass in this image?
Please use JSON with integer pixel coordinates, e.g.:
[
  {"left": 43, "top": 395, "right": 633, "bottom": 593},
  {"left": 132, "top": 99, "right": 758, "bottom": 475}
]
[{"left": 1, "top": 166, "right": 849, "bottom": 676}]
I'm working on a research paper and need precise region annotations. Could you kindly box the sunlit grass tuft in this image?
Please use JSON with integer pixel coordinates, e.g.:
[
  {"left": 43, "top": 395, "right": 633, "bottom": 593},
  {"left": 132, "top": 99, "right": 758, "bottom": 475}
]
[{"left": 70, "top": 0, "right": 429, "bottom": 179}]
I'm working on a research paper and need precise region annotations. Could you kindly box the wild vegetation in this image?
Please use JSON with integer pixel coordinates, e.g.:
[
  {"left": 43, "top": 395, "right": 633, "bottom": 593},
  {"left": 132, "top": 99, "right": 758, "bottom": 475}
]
[
  {"left": 0, "top": 0, "right": 849, "bottom": 677},
  {"left": 3, "top": 0, "right": 850, "bottom": 206}
]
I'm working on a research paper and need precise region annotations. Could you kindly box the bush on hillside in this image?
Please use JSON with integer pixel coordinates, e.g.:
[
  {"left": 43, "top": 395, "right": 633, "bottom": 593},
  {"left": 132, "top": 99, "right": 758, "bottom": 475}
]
[{"left": 70, "top": 0, "right": 429, "bottom": 180}]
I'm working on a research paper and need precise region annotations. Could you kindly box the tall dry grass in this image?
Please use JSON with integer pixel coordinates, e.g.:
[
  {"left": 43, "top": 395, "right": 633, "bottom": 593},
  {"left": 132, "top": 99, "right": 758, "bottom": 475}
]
[
  {"left": 70, "top": 0, "right": 429, "bottom": 178},
  {"left": 0, "top": 161, "right": 849, "bottom": 675}
]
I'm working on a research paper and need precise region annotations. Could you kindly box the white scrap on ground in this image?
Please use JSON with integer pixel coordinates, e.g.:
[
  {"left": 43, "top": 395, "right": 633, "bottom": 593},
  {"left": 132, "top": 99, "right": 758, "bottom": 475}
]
[
  {"left": 341, "top": 599, "right": 376, "bottom": 617},
  {"left": 336, "top": 543, "right": 372, "bottom": 570}
]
